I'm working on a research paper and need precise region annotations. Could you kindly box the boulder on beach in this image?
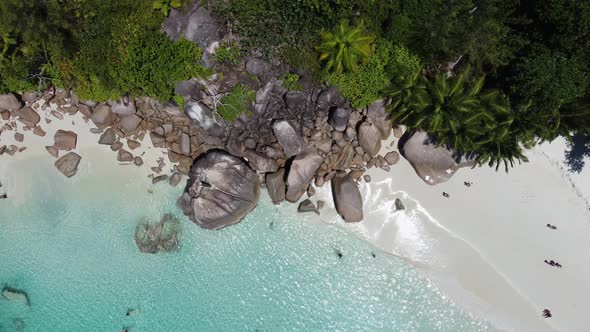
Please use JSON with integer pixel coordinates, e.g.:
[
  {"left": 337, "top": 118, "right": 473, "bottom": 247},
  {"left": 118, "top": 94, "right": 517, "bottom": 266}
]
[
  {"left": 398, "top": 131, "right": 475, "bottom": 185},
  {"left": 178, "top": 150, "right": 260, "bottom": 230},
  {"left": 53, "top": 130, "right": 78, "bottom": 151},
  {"left": 162, "top": 2, "right": 223, "bottom": 50},
  {"left": 11, "top": 107, "right": 40, "bottom": 127},
  {"left": 118, "top": 114, "right": 142, "bottom": 134},
  {"left": 0, "top": 93, "right": 22, "bottom": 111},
  {"left": 331, "top": 174, "right": 363, "bottom": 222},
  {"left": 366, "top": 99, "right": 392, "bottom": 140},
  {"left": 111, "top": 98, "right": 136, "bottom": 115},
  {"left": 98, "top": 128, "right": 117, "bottom": 145},
  {"left": 244, "top": 149, "right": 279, "bottom": 173},
  {"left": 91, "top": 104, "right": 116, "bottom": 129},
  {"left": 266, "top": 168, "right": 286, "bottom": 204},
  {"left": 2, "top": 286, "right": 30, "bottom": 306},
  {"left": 358, "top": 122, "right": 382, "bottom": 156},
  {"left": 135, "top": 213, "right": 181, "bottom": 254},
  {"left": 54, "top": 152, "right": 81, "bottom": 178},
  {"left": 285, "top": 147, "right": 323, "bottom": 202},
  {"left": 45, "top": 146, "right": 59, "bottom": 158},
  {"left": 272, "top": 119, "right": 304, "bottom": 158},
  {"left": 185, "top": 100, "right": 222, "bottom": 135},
  {"left": 117, "top": 149, "right": 133, "bottom": 162},
  {"left": 328, "top": 107, "right": 350, "bottom": 132}
]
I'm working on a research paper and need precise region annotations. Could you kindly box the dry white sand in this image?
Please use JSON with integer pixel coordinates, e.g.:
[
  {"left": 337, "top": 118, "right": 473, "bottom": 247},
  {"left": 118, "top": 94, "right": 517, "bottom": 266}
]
[
  {"left": 286, "top": 135, "right": 590, "bottom": 332},
  {"left": 0, "top": 100, "right": 183, "bottom": 206}
]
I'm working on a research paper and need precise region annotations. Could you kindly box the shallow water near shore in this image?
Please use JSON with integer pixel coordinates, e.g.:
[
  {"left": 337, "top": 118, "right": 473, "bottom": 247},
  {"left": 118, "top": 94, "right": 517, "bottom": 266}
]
[{"left": 0, "top": 154, "right": 494, "bottom": 331}]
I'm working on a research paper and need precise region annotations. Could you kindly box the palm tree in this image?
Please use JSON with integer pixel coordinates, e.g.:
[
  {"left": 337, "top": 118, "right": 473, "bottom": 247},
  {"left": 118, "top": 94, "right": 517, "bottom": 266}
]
[
  {"left": 153, "top": 0, "right": 181, "bottom": 17},
  {"left": 316, "top": 21, "right": 375, "bottom": 74},
  {"left": 387, "top": 68, "right": 528, "bottom": 171}
]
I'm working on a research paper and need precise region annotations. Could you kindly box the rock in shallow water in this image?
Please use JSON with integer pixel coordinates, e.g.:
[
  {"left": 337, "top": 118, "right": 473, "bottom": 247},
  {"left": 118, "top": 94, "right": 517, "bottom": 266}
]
[
  {"left": 135, "top": 213, "right": 181, "bottom": 254},
  {"left": 331, "top": 174, "right": 363, "bottom": 222},
  {"left": 54, "top": 152, "right": 81, "bottom": 178},
  {"left": 178, "top": 150, "right": 260, "bottom": 230},
  {"left": 2, "top": 286, "right": 30, "bottom": 306}
]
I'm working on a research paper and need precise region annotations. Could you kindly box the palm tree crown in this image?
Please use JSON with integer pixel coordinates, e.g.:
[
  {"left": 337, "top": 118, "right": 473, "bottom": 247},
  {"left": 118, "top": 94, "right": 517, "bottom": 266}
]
[{"left": 316, "top": 21, "right": 375, "bottom": 74}]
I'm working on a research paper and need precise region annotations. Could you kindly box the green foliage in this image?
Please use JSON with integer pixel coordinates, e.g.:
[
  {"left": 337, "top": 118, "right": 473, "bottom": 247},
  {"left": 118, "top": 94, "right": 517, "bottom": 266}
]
[
  {"left": 173, "top": 94, "right": 186, "bottom": 110},
  {"left": 280, "top": 73, "right": 302, "bottom": 91},
  {"left": 217, "top": 85, "right": 256, "bottom": 122},
  {"left": 213, "top": 42, "right": 241, "bottom": 65},
  {"left": 327, "top": 40, "right": 420, "bottom": 108},
  {"left": 116, "top": 33, "right": 204, "bottom": 102},
  {"left": 153, "top": 0, "right": 182, "bottom": 16},
  {"left": 388, "top": 69, "right": 528, "bottom": 171},
  {"left": 316, "top": 21, "right": 375, "bottom": 74}
]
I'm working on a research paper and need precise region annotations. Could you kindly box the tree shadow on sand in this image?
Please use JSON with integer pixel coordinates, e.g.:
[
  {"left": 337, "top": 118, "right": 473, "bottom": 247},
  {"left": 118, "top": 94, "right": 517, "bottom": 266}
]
[{"left": 564, "top": 133, "right": 590, "bottom": 173}]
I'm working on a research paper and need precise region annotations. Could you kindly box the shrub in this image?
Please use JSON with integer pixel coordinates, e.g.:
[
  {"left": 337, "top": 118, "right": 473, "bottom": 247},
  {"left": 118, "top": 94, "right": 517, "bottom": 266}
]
[
  {"left": 213, "top": 41, "right": 241, "bottom": 65},
  {"left": 115, "top": 32, "right": 205, "bottom": 102},
  {"left": 326, "top": 40, "right": 420, "bottom": 108},
  {"left": 217, "top": 84, "right": 256, "bottom": 122},
  {"left": 280, "top": 73, "right": 302, "bottom": 91}
]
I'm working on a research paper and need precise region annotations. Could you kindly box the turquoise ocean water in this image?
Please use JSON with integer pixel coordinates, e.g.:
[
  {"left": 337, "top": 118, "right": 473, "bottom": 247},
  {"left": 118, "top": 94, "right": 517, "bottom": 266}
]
[{"left": 0, "top": 156, "right": 494, "bottom": 331}]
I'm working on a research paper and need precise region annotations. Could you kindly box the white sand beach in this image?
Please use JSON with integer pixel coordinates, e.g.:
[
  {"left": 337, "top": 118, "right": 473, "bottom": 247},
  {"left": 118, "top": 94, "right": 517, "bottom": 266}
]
[
  {"left": 292, "top": 135, "right": 590, "bottom": 332},
  {"left": 0, "top": 100, "right": 181, "bottom": 206}
]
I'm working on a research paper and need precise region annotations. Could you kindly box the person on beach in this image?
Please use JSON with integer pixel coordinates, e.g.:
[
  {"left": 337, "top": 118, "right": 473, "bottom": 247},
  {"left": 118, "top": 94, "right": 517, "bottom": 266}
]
[
  {"left": 542, "top": 309, "right": 552, "bottom": 318},
  {"left": 464, "top": 181, "right": 472, "bottom": 187},
  {"left": 442, "top": 192, "right": 450, "bottom": 198},
  {"left": 546, "top": 223, "right": 557, "bottom": 230}
]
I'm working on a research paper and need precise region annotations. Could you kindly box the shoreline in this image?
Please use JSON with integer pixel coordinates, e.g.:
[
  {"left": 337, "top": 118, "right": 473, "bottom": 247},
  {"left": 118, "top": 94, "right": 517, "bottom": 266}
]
[{"left": 289, "top": 135, "right": 590, "bottom": 332}]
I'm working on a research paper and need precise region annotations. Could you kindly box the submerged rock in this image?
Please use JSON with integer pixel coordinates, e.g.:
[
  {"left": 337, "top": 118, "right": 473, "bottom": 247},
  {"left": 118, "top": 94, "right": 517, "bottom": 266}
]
[
  {"left": 398, "top": 131, "right": 475, "bottom": 185},
  {"left": 135, "top": 213, "right": 181, "bottom": 254},
  {"left": 331, "top": 174, "right": 363, "bottom": 222},
  {"left": 2, "top": 286, "right": 30, "bottom": 306},
  {"left": 178, "top": 150, "right": 259, "bottom": 230},
  {"left": 298, "top": 199, "right": 319, "bottom": 215}
]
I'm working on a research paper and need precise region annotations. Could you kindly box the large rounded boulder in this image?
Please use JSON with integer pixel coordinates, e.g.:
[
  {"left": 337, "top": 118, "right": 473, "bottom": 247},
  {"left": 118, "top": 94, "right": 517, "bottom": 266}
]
[
  {"left": 178, "top": 150, "right": 260, "bottom": 229},
  {"left": 398, "top": 131, "right": 475, "bottom": 185}
]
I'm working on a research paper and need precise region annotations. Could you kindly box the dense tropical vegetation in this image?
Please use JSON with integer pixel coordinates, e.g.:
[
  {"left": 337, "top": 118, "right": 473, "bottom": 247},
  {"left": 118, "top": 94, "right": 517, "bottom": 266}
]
[{"left": 0, "top": 0, "right": 589, "bottom": 170}]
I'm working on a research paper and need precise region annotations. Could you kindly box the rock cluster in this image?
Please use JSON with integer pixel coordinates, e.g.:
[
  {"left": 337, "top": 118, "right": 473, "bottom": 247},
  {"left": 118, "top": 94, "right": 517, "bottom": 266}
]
[{"left": 135, "top": 213, "right": 181, "bottom": 254}]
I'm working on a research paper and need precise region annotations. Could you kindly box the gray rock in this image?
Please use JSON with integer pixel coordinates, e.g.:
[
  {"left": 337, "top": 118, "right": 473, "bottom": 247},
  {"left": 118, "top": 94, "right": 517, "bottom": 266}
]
[
  {"left": 78, "top": 104, "right": 93, "bottom": 118},
  {"left": 246, "top": 58, "right": 271, "bottom": 77},
  {"left": 2, "top": 286, "right": 30, "bottom": 306},
  {"left": 285, "top": 147, "right": 323, "bottom": 202},
  {"left": 178, "top": 150, "right": 260, "bottom": 229},
  {"left": 118, "top": 114, "right": 142, "bottom": 133},
  {"left": 185, "top": 100, "right": 222, "bottom": 135},
  {"left": 329, "top": 144, "right": 354, "bottom": 170},
  {"left": 53, "top": 130, "right": 78, "bottom": 151},
  {"left": 399, "top": 131, "right": 475, "bottom": 185},
  {"left": 272, "top": 119, "right": 303, "bottom": 158},
  {"left": 135, "top": 213, "right": 181, "bottom": 254},
  {"left": 163, "top": 3, "right": 223, "bottom": 49},
  {"left": 1, "top": 110, "right": 9, "bottom": 120},
  {"left": 331, "top": 175, "right": 363, "bottom": 222},
  {"left": 153, "top": 174, "right": 168, "bottom": 184},
  {"left": 54, "top": 152, "right": 81, "bottom": 178},
  {"left": 298, "top": 199, "right": 319, "bottom": 215},
  {"left": 358, "top": 122, "right": 382, "bottom": 156},
  {"left": 284, "top": 91, "right": 307, "bottom": 106},
  {"left": 366, "top": 99, "right": 392, "bottom": 140},
  {"left": 11, "top": 107, "right": 40, "bottom": 126},
  {"left": 328, "top": 108, "right": 350, "bottom": 132},
  {"left": 384, "top": 151, "right": 400, "bottom": 165},
  {"left": 0, "top": 93, "right": 22, "bottom": 111},
  {"left": 98, "top": 128, "right": 117, "bottom": 145},
  {"left": 91, "top": 104, "right": 116, "bottom": 129},
  {"left": 0, "top": 145, "right": 5, "bottom": 155},
  {"left": 307, "top": 185, "right": 316, "bottom": 197},
  {"left": 45, "top": 146, "right": 59, "bottom": 158},
  {"left": 14, "top": 132, "right": 24, "bottom": 142},
  {"left": 133, "top": 156, "right": 144, "bottom": 166},
  {"left": 317, "top": 86, "right": 343, "bottom": 110},
  {"left": 175, "top": 79, "right": 202, "bottom": 101},
  {"left": 169, "top": 172, "right": 182, "bottom": 186},
  {"left": 110, "top": 98, "right": 136, "bottom": 115},
  {"left": 317, "top": 200, "right": 325, "bottom": 210},
  {"left": 117, "top": 149, "right": 133, "bottom": 162},
  {"left": 111, "top": 142, "right": 123, "bottom": 151},
  {"left": 244, "top": 149, "right": 279, "bottom": 173},
  {"left": 394, "top": 198, "right": 405, "bottom": 211},
  {"left": 266, "top": 168, "right": 286, "bottom": 204},
  {"left": 393, "top": 126, "right": 404, "bottom": 138},
  {"left": 180, "top": 132, "right": 191, "bottom": 156},
  {"left": 149, "top": 132, "right": 166, "bottom": 148}
]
